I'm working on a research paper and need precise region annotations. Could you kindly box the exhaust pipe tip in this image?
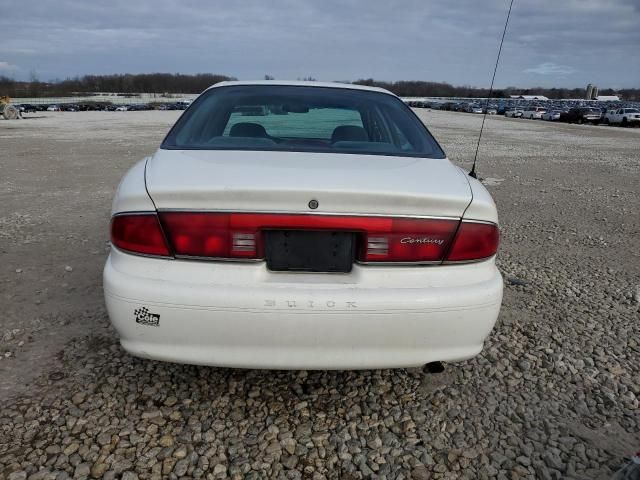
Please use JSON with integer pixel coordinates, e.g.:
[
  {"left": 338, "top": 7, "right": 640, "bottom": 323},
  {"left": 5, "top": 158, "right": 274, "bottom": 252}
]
[{"left": 423, "top": 362, "right": 445, "bottom": 374}]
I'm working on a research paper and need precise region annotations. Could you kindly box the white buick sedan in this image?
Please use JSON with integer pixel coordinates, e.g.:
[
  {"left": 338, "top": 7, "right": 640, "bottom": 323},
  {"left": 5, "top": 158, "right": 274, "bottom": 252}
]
[{"left": 104, "top": 81, "right": 502, "bottom": 370}]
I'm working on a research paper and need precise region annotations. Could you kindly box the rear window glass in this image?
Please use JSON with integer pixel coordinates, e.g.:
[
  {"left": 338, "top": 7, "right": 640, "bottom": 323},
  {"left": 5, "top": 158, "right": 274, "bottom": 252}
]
[
  {"left": 162, "top": 84, "right": 445, "bottom": 158},
  {"left": 222, "top": 107, "right": 363, "bottom": 139}
]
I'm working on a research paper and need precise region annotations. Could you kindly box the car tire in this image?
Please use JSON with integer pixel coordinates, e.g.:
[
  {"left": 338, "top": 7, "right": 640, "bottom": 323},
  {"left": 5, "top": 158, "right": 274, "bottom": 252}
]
[
  {"left": 577, "top": 118, "right": 583, "bottom": 125},
  {"left": 604, "top": 118, "right": 609, "bottom": 125},
  {"left": 622, "top": 118, "right": 628, "bottom": 127}
]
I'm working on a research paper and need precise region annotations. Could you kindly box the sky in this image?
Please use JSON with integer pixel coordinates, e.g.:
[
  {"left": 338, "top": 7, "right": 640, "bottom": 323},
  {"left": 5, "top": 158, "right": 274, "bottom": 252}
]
[{"left": 1, "top": 0, "right": 639, "bottom": 89}]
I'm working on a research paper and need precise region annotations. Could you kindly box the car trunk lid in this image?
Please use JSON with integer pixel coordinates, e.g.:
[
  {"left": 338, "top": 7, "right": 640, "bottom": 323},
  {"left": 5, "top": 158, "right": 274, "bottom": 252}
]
[{"left": 145, "top": 149, "right": 472, "bottom": 218}]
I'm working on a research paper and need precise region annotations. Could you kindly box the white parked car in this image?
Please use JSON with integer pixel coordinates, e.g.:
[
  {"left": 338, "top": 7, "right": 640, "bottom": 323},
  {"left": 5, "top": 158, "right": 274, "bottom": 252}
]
[
  {"left": 46, "top": 105, "right": 60, "bottom": 111},
  {"left": 115, "top": 105, "right": 129, "bottom": 111},
  {"left": 504, "top": 108, "right": 522, "bottom": 118},
  {"left": 603, "top": 108, "right": 640, "bottom": 126},
  {"left": 542, "top": 110, "right": 562, "bottom": 121},
  {"left": 522, "top": 106, "right": 547, "bottom": 119},
  {"left": 104, "top": 81, "right": 503, "bottom": 370}
]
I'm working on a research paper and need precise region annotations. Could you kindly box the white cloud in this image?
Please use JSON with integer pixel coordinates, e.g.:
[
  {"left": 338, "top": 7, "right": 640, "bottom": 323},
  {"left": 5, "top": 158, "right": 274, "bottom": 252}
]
[
  {"left": 524, "top": 62, "right": 577, "bottom": 76},
  {"left": 0, "top": 61, "right": 19, "bottom": 72}
]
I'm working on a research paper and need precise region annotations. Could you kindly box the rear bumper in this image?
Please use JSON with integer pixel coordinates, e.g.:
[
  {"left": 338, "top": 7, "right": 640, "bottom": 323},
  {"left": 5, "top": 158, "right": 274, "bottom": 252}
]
[{"left": 103, "top": 249, "right": 503, "bottom": 369}]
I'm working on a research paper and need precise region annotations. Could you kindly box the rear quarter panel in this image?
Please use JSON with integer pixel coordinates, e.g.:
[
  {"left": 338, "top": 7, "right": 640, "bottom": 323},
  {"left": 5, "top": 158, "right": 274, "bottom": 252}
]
[
  {"left": 112, "top": 157, "right": 156, "bottom": 214},
  {"left": 459, "top": 171, "right": 499, "bottom": 224}
]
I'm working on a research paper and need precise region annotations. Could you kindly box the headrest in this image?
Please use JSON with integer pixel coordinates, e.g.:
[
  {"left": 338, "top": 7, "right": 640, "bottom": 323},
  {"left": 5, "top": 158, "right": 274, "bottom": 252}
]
[
  {"left": 331, "top": 125, "right": 369, "bottom": 143},
  {"left": 229, "top": 122, "right": 269, "bottom": 137}
]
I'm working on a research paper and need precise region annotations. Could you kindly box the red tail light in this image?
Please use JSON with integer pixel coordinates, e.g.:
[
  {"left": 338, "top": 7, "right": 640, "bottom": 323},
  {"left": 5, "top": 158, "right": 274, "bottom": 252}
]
[
  {"left": 445, "top": 221, "right": 499, "bottom": 262},
  {"left": 111, "top": 212, "right": 499, "bottom": 264},
  {"left": 158, "top": 212, "right": 460, "bottom": 262},
  {"left": 111, "top": 214, "right": 170, "bottom": 256},
  {"left": 159, "top": 212, "right": 261, "bottom": 259}
]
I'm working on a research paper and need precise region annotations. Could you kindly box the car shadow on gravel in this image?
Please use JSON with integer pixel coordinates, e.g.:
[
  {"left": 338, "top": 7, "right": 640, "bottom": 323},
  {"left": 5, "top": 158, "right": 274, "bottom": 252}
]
[{"left": 52, "top": 330, "right": 456, "bottom": 403}]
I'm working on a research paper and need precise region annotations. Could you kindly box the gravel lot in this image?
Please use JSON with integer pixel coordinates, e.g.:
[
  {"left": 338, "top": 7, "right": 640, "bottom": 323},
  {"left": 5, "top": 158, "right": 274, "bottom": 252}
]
[{"left": 1, "top": 110, "right": 639, "bottom": 480}]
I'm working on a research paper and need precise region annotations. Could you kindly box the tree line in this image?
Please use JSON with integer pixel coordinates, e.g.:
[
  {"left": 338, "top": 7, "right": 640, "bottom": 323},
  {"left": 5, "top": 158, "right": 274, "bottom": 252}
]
[
  {"left": 0, "top": 73, "right": 638, "bottom": 101},
  {"left": 353, "top": 79, "right": 639, "bottom": 101},
  {"left": 0, "top": 73, "right": 235, "bottom": 98}
]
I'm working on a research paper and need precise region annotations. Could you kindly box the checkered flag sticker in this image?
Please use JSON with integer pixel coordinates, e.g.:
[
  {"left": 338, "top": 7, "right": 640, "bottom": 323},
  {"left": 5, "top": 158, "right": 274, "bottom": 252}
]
[{"left": 134, "top": 306, "right": 160, "bottom": 327}]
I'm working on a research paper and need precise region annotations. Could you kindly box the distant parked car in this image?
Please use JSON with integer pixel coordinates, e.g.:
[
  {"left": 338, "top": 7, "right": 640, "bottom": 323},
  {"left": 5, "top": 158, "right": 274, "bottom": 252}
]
[
  {"left": 128, "top": 104, "right": 151, "bottom": 111},
  {"left": 504, "top": 108, "right": 523, "bottom": 118},
  {"left": 603, "top": 108, "right": 640, "bottom": 127},
  {"left": 115, "top": 105, "right": 129, "bottom": 111},
  {"left": 542, "top": 110, "right": 562, "bottom": 121},
  {"left": 484, "top": 107, "right": 497, "bottom": 115},
  {"left": 560, "top": 108, "right": 601, "bottom": 124},
  {"left": 46, "top": 105, "right": 60, "bottom": 112},
  {"left": 82, "top": 103, "right": 108, "bottom": 111},
  {"left": 467, "top": 105, "right": 483, "bottom": 114},
  {"left": 19, "top": 104, "right": 38, "bottom": 113},
  {"left": 522, "top": 106, "right": 547, "bottom": 120}
]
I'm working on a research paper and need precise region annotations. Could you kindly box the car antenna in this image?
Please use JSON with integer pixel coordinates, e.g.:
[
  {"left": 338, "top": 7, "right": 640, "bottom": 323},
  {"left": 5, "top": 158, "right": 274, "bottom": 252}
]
[{"left": 470, "top": 0, "right": 515, "bottom": 179}]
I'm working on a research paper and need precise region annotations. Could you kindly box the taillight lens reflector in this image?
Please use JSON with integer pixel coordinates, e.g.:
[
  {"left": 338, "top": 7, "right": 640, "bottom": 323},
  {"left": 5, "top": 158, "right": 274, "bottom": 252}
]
[
  {"left": 446, "top": 222, "right": 499, "bottom": 262},
  {"left": 111, "top": 214, "right": 170, "bottom": 257},
  {"left": 359, "top": 218, "right": 459, "bottom": 262}
]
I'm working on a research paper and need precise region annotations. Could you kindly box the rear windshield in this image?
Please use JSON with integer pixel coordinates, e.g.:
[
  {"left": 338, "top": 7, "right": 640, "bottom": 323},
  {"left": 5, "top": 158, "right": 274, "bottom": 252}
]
[{"left": 162, "top": 85, "right": 445, "bottom": 158}]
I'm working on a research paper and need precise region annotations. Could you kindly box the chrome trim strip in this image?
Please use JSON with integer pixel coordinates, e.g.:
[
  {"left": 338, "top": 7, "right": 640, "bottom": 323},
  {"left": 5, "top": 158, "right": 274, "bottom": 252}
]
[
  {"left": 265, "top": 267, "right": 352, "bottom": 275},
  {"left": 111, "top": 211, "right": 157, "bottom": 217},
  {"left": 442, "top": 256, "right": 495, "bottom": 265},
  {"left": 112, "top": 210, "right": 498, "bottom": 227},
  {"left": 113, "top": 248, "right": 492, "bottom": 267},
  {"left": 110, "top": 210, "right": 498, "bottom": 226},
  {"left": 110, "top": 244, "right": 173, "bottom": 260},
  {"left": 174, "top": 254, "right": 264, "bottom": 263},
  {"left": 154, "top": 208, "right": 460, "bottom": 221},
  {"left": 461, "top": 218, "right": 498, "bottom": 226},
  {"left": 356, "top": 260, "right": 442, "bottom": 266}
]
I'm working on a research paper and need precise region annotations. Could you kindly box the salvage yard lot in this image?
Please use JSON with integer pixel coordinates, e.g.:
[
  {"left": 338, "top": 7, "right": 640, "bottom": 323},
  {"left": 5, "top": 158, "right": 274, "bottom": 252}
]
[{"left": 1, "top": 110, "right": 638, "bottom": 479}]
